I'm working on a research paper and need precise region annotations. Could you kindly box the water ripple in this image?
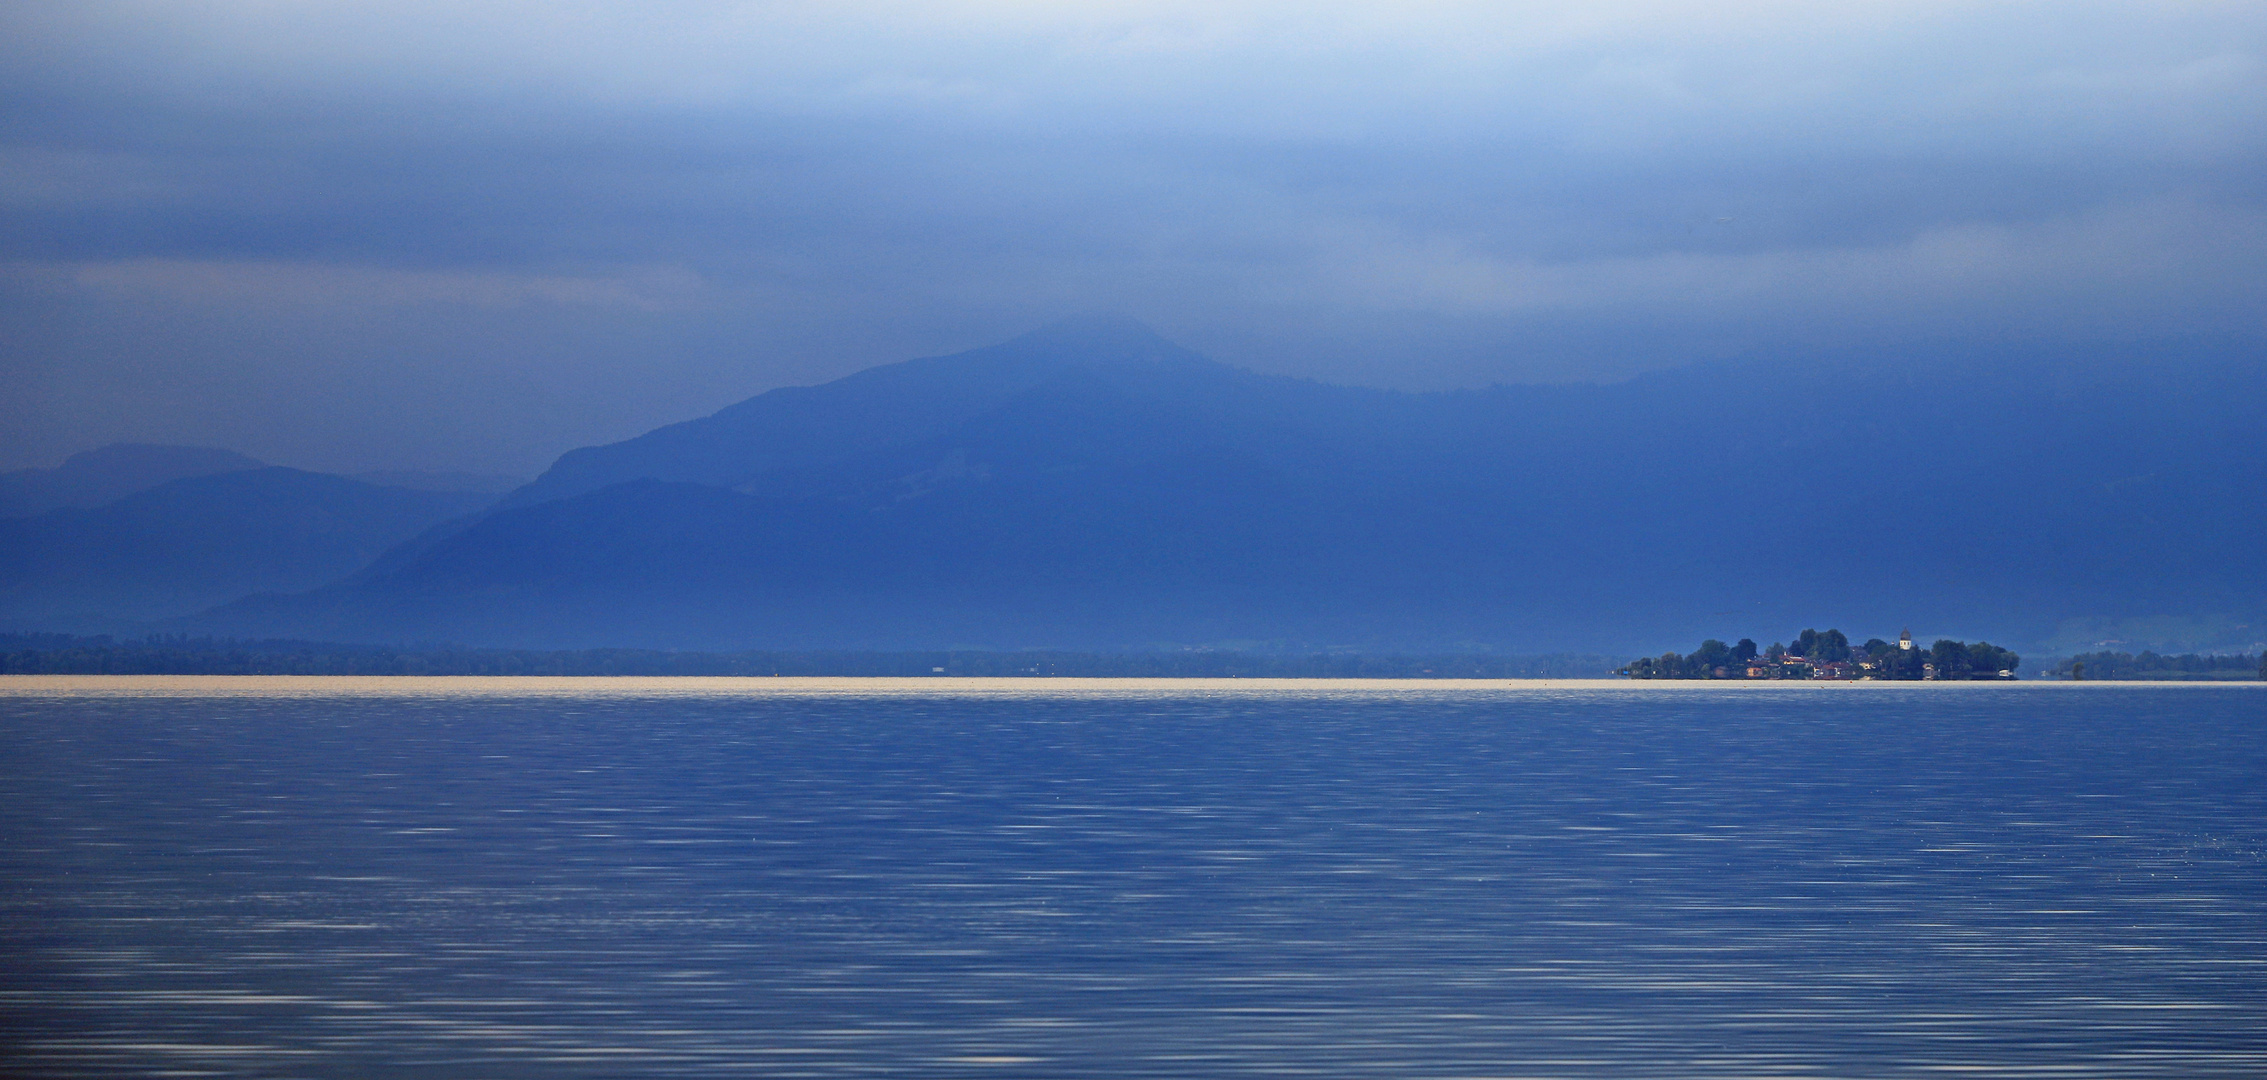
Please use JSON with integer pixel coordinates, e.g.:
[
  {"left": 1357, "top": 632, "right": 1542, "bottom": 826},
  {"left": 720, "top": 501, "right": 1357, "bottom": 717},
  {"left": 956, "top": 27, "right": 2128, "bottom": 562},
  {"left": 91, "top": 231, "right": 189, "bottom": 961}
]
[{"left": 2, "top": 684, "right": 2263, "bottom": 1076}]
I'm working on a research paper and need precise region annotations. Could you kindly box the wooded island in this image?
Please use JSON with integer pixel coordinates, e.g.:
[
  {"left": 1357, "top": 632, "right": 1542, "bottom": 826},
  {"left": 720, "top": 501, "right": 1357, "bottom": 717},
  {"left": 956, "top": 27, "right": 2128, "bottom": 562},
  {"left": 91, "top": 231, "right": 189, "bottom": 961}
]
[{"left": 1621, "top": 629, "right": 2020, "bottom": 680}]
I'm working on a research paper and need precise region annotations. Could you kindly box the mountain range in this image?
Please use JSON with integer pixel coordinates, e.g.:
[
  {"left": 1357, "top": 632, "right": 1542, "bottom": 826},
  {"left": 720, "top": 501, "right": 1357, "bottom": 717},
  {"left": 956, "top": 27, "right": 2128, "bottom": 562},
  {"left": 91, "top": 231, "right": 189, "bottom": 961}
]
[
  {"left": 145, "top": 318, "right": 2261, "bottom": 656},
  {"left": 0, "top": 463, "right": 493, "bottom": 625}
]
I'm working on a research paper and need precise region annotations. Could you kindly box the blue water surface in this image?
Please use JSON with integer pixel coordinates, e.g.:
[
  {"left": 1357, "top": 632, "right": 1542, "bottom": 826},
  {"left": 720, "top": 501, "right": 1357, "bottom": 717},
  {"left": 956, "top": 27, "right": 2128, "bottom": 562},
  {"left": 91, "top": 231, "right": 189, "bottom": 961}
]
[{"left": 2, "top": 683, "right": 2263, "bottom": 1077}]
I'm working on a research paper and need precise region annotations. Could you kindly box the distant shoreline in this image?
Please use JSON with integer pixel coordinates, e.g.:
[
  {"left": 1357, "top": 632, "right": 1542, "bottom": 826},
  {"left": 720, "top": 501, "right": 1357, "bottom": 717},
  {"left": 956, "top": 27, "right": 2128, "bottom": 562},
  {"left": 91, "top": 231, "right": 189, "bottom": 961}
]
[
  {"left": 0, "top": 634, "right": 1618, "bottom": 679},
  {"left": 4, "top": 674, "right": 2259, "bottom": 699}
]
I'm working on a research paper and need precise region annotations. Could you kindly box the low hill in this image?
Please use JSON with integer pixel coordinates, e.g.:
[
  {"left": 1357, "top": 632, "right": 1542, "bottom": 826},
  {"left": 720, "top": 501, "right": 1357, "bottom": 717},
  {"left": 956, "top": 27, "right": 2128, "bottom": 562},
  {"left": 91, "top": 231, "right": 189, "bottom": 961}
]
[
  {"left": 0, "top": 468, "right": 492, "bottom": 622},
  {"left": 0, "top": 443, "right": 266, "bottom": 518}
]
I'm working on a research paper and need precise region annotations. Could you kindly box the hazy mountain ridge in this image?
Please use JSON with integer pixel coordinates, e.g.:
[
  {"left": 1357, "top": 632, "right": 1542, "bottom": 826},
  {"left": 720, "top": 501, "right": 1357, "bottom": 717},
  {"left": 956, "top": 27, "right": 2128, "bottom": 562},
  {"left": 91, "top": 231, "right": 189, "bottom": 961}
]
[
  {"left": 197, "top": 323, "right": 2267, "bottom": 654},
  {"left": 0, "top": 468, "right": 494, "bottom": 623},
  {"left": 0, "top": 444, "right": 267, "bottom": 518},
  {"left": 503, "top": 317, "right": 1236, "bottom": 508}
]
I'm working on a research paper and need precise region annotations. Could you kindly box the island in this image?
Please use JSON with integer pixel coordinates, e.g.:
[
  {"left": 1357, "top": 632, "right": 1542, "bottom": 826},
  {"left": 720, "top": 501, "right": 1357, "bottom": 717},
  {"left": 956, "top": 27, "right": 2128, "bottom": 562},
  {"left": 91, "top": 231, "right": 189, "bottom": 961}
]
[{"left": 1620, "top": 628, "right": 2020, "bottom": 680}]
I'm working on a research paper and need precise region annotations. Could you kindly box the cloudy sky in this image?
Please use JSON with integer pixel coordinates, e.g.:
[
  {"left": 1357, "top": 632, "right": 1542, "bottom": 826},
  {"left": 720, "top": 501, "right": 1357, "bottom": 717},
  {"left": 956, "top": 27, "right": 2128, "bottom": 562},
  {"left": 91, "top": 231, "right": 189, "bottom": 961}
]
[{"left": 3, "top": 1, "right": 2262, "bottom": 474}]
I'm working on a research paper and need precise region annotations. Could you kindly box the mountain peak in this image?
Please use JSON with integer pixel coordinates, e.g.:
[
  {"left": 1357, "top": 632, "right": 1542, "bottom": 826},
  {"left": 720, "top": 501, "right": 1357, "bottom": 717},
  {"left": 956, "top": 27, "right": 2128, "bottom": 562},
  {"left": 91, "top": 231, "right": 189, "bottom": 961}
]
[
  {"left": 495, "top": 318, "right": 1224, "bottom": 511},
  {"left": 1004, "top": 316, "right": 1187, "bottom": 363}
]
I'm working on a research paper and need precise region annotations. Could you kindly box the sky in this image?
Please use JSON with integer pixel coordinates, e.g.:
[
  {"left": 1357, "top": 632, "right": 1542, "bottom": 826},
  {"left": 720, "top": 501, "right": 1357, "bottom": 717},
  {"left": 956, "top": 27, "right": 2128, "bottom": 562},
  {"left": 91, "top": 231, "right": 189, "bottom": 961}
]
[{"left": 3, "top": 1, "right": 2263, "bottom": 475}]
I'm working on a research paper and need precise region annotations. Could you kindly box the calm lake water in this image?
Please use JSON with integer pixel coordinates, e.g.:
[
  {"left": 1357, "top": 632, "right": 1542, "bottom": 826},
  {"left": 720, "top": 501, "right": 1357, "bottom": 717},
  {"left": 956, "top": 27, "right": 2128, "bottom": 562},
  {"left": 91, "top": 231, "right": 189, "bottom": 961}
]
[{"left": 2, "top": 679, "right": 2262, "bottom": 1078}]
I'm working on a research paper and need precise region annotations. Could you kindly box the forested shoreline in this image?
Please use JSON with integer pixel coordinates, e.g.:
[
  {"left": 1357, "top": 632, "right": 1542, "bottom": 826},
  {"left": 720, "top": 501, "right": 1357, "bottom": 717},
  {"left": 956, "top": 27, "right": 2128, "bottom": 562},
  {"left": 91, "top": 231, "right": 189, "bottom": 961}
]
[{"left": 2053, "top": 651, "right": 2265, "bottom": 681}]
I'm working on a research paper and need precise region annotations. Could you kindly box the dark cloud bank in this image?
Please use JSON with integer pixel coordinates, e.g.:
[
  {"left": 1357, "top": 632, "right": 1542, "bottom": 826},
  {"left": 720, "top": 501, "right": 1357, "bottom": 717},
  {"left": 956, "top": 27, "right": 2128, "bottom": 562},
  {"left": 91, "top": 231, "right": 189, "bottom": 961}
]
[
  {"left": 5, "top": 2, "right": 2262, "bottom": 473},
  {"left": 0, "top": 3, "right": 2260, "bottom": 654}
]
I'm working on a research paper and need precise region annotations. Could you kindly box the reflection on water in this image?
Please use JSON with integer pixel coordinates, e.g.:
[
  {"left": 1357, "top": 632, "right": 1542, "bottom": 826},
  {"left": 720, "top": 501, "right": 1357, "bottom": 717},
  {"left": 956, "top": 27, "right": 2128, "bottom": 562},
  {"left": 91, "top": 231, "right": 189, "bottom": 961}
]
[{"left": 2, "top": 681, "right": 2262, "bottom": 1077}]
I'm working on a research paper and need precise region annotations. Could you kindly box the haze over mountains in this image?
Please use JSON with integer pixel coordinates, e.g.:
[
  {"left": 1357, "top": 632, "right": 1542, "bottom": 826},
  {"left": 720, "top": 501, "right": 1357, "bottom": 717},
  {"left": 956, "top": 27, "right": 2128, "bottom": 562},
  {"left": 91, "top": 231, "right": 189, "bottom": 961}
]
[
  {"left": 0, "top": 444, "right": 267, "bottom": 519},
  {"left": 84, "top": 319, "right": 2245, "bottom": 657},
  {"left": 0, "top": 464, "right": 493, "bottom": 626},
  {"left": 6, "top": 4, "right": 2259, "bottom": 661}
]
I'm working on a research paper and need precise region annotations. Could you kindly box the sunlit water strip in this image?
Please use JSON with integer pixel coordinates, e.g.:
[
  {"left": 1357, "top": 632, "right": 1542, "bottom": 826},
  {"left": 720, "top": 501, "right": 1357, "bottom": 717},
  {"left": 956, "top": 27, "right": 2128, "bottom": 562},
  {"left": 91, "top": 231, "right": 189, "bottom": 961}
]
[{"left": 3, "top": 681, "right": 2262, "bottom": 1077}]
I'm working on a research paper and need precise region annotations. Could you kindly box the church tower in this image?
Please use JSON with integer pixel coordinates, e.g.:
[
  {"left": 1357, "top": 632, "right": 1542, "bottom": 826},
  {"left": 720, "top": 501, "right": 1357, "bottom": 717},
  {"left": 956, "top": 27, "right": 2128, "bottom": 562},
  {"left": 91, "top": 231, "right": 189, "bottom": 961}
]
[{"left": 1899, "top": 628, "right": 1913, "bottom": 651}]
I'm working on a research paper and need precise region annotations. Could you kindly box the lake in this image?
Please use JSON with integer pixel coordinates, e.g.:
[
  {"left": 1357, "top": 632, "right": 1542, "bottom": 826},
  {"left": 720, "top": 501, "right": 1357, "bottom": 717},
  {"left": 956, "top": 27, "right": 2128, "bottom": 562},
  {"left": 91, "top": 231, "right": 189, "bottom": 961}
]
[{"left": 2, "top": 678, "right": 2262, "bottom": 1077}]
